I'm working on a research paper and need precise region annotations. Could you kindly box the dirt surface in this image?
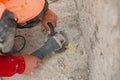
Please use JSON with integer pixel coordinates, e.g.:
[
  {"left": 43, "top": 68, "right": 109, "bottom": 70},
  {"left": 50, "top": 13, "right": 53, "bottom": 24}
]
[
  {"left": 2, "top": 0, "right": 88, "bottom": 80},
  {"left": 76, "top": 0, "right": 120, "bottom": 80},
  {"left": 1, "top": 0, "right": 120, "bottom": 80}
]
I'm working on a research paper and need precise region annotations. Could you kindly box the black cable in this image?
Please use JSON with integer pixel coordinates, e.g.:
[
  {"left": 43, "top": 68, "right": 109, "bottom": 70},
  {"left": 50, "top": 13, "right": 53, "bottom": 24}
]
[{"left": 15, "top": 35, "right": 26, "bottom": 53}]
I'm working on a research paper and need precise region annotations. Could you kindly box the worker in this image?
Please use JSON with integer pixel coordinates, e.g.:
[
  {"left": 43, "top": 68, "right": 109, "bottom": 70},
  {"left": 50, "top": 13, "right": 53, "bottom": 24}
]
[{"left": 0, "top": 0, "right": 57, "bottom": 77}]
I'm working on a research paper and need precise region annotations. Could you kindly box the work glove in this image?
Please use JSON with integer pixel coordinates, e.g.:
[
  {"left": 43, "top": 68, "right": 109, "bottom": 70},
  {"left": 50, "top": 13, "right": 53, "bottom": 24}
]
[
  {"left": 41, "top": 9, "right": 57, "bottom": 34},
  {"left": 0, "top": 9, "right": 17, "bottom": 54}
]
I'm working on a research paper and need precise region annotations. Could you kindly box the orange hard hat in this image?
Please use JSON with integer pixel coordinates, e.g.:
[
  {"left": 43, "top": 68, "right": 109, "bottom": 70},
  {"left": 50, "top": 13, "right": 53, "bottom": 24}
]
[{"left": 0, "top": 0, "right": 45, "bottom": 24}]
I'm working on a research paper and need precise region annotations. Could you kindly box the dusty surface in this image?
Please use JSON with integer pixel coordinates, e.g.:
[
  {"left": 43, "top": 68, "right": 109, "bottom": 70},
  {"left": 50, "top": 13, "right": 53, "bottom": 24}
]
[
  {"left": 76, "top": 0, "right": 120, "bottom": 80},
  {"left": 3, "top": 0, "right": 88, "bottom": 80},
  {"left": 2, "top": 0, "right": 120, "bottom": 80}
]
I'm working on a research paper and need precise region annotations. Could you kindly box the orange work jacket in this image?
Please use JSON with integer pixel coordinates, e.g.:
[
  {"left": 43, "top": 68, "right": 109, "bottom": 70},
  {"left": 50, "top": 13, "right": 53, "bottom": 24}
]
[{"left": 0, "top": 0, "right": 45, "bottom": 24}]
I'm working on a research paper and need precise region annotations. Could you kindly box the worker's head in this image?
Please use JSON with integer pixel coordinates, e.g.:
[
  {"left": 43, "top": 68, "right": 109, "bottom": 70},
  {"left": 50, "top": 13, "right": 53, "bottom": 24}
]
[{"left": 0, "top": 10, "right": 17, "bottom": 53}]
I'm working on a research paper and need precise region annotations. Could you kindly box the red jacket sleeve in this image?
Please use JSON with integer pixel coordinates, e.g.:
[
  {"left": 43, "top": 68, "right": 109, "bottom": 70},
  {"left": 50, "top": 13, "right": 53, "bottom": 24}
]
[{"left": 0, "top": 55, "right": 25, "bottom": 77}]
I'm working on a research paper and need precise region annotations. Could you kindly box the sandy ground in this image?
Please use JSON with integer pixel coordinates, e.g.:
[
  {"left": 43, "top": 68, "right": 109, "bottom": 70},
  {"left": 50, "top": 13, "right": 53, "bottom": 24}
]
[
  {"left": 76, "top": 0, "right": 120, "bottom": 80},
  {"left": 1, "top": 0, "right": 120, "bottom": 80},
  {"left": 2, "top": 0, "right": 88, "bottom": 80}
]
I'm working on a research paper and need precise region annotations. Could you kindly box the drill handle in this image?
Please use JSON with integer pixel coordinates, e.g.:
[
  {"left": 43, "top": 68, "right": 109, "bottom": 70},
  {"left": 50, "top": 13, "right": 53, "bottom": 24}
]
[{"left": 47, "top": 22, "right": 57, "bottom": 37}]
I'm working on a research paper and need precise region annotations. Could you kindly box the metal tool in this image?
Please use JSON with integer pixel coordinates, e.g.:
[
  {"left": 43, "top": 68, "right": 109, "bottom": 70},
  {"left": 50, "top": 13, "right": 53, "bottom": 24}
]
[
  {"left": 31, "top": 31, "right": 68, "bottom": 59},
  {"left": 31, "top": 22, "right": 68, "bottom": 59}
]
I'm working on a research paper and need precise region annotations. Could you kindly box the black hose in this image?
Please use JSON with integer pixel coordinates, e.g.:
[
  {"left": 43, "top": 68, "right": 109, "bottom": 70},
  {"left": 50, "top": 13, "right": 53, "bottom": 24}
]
[{"left": 15, "top": 35, "right": 26, "bottom": 53}]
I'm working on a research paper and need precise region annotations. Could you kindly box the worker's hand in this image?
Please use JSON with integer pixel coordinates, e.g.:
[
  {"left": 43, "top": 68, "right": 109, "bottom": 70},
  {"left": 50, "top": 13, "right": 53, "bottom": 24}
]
[
  {"left": 41, "top": 9, "right": 57, "bottom": 34},
  {"left": 21, "top": 53, "right": 42, "bottom": 74}
]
